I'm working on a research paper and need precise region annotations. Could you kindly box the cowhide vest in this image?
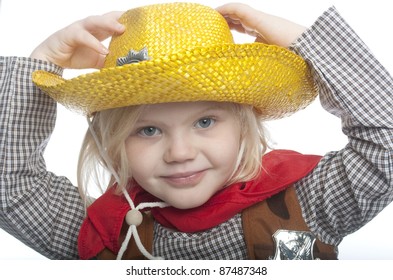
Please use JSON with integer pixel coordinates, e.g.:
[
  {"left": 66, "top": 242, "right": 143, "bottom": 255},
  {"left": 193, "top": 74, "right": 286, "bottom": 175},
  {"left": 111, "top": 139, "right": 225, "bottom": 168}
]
[{"left": 96, "top": 186, "right": 337, "bottom": 260}]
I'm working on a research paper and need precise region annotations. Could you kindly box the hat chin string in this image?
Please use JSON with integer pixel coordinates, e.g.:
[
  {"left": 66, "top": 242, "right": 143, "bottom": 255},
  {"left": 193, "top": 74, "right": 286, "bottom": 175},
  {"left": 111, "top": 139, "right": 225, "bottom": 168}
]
[{"left": 87, "top": 117, "right": 168, "bottom": 260}]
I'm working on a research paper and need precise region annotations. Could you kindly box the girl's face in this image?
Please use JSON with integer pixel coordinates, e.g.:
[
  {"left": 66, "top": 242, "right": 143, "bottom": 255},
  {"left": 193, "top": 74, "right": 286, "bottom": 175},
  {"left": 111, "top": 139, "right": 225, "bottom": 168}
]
[{"left": 125, "top": 101, "right": 241, "bottom": 209}]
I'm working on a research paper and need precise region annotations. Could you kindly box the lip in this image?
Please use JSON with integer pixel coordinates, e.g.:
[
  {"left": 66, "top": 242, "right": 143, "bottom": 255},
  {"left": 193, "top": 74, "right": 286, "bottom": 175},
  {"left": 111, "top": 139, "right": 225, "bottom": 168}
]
[{"left": 161, "top": 170, "right": 208, "bottom": 187}]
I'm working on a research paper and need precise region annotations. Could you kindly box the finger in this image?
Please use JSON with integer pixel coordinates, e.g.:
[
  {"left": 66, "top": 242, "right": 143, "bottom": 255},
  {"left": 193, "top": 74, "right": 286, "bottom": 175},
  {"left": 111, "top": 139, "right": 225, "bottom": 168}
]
[
  {"left": 66, "top": 29, "right": 109, "bottom": 55},
  {"left": 254, "top": 35, "right": 268, "bottom": 44},
  {"left": 217, "top": 3, "right": 260, "bottom": 36},
  {"left": 82, "top": 11, "right": 125, "bottom": 39},
  {"left": 94, "top": 53, "right": 107, "bottom": 69},
  {"left": 58, "top": 24, "right": 108, "bottom": 54},
  {"left": 62, "top": 11, "right": 125, "bottom": 55},
  {"left": 226, "top": 20, "right": 246, "bottom": 34},
  {"left": 216, "top": 3, "right": 252, "bottom": 20}
]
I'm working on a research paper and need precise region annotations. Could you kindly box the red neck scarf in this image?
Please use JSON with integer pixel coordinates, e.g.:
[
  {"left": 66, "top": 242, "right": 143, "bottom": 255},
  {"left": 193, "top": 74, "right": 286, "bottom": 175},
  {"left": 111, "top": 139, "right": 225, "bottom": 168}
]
[{"left": 78, "top": 150, "right": 321, "bottom": 259}]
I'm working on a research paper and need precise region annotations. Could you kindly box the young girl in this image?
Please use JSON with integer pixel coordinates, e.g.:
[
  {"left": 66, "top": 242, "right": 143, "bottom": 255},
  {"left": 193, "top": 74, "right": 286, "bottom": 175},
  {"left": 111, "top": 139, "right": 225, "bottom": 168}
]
[{"left": 0, "top": 2, "right": 392, "bottom": 260}]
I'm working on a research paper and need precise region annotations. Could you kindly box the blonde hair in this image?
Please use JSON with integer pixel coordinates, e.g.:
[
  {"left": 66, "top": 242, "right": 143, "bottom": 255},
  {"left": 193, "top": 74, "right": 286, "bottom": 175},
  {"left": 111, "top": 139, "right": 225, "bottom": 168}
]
[{"left": 77, "top": 102, "right": 268, "bottom": 205}]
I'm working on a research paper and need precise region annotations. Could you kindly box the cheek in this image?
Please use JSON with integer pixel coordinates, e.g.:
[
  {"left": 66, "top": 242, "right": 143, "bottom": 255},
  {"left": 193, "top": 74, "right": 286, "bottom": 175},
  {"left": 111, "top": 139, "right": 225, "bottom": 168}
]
[
  {"left": 221, "top": 139, "right": 240, "bottom": 167},
  {"left": 209, "top": 128, "right": 241, "bottom": 170},
  {"left": 125, "top": 139, "right": 157, "bottom": 177}
]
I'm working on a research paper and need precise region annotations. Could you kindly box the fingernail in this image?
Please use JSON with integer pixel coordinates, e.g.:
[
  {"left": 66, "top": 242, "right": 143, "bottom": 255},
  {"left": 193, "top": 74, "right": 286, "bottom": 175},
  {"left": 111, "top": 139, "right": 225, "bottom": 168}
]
[
  {"left": 117, "top": 23, "right": 125, "bottom": 32},
  {"left": 101, "top": 46, "right": 109, "bottom": 55}
]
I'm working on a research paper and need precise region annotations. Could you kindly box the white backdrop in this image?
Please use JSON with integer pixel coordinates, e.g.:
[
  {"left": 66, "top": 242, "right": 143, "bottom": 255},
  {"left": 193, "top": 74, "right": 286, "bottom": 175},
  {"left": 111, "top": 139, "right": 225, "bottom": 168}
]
[{"left": 0, "top": 0, "right": 392, "bottom": 259}]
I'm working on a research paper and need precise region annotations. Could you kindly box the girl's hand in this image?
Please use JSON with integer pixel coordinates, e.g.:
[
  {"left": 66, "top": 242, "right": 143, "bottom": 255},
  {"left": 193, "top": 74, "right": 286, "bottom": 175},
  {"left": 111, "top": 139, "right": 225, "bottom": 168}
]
[
  {"left": 216, "top": 3, "right": 306, "bottom": 47},
  {"left": 30, "top": 11, "right": 125, "bottom": 69}
]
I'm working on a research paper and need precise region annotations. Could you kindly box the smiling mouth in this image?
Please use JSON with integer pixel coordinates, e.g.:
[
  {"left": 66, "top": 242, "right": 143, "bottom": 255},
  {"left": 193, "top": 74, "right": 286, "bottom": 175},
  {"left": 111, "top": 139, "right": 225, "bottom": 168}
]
[{"left": 161, "top": 170, "right": 207, "bottom": 187}]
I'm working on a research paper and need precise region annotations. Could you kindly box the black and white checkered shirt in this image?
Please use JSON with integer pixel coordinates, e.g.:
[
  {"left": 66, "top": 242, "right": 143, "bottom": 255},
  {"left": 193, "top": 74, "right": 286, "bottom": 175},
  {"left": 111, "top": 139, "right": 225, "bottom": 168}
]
[{"left": 0, "top": 7, "right": 392, "bottom": 259}]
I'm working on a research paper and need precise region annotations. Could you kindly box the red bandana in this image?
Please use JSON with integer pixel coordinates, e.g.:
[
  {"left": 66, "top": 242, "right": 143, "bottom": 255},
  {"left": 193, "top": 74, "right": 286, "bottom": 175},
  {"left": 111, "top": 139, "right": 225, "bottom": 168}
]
[{"left": 78, "top": 150, "right": 321, "bottom": 259}]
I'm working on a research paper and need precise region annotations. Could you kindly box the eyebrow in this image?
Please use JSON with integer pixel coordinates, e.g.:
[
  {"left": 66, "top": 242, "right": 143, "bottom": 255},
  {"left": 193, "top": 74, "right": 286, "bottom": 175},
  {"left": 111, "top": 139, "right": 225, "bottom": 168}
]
[
  {"left": 196, "top": 103, "right": 231, "bottom": 114},
  {"left": 137, "top": 102, "right": 232, "bottom": 124}
]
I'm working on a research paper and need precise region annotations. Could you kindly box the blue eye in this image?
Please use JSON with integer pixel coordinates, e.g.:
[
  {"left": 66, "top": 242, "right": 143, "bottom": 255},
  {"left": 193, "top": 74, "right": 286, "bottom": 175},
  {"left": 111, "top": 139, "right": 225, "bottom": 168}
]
[
  {"left": 195, "top": 117, "right": 215, "bottom": 129},
  {"left": 138, "top": 127, "right": 161, "bottom": 137}
]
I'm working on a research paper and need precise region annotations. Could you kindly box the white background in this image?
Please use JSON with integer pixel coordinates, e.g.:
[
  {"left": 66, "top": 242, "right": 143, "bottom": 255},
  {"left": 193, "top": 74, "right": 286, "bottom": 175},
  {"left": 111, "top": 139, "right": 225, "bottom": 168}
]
[{"left": 0, "top": 0, "right": 392, "bottom": 260}]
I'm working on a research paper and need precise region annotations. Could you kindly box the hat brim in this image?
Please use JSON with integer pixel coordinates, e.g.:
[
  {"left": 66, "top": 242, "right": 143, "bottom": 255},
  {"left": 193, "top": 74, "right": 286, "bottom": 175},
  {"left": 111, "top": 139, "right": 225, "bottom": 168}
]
[{"left": 32, "top": 43, "right": 317, "bottom": 119}]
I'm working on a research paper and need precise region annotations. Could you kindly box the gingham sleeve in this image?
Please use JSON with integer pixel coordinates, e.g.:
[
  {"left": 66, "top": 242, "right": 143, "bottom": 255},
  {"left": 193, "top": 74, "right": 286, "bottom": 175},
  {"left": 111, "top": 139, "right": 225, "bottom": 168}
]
[
  {"left": 290, "top": 7, "right": 393, "bottom": 246},
  {"left": 0, "top": 57, "right": 84, "bottom": 259}
]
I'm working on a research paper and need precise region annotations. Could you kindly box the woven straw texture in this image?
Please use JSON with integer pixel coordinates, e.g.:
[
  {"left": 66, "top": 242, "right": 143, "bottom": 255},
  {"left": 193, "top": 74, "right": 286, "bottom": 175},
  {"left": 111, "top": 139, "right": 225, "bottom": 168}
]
[{"left": 32, "top": 2, "right": 317, "bottom": 118}]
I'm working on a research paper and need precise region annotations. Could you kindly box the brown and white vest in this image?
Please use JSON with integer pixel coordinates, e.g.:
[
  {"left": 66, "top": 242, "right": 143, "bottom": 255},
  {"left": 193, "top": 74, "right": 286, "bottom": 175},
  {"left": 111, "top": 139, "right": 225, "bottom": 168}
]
[{"left": 96, "top": 186, "right": 337, "bottom": 260}]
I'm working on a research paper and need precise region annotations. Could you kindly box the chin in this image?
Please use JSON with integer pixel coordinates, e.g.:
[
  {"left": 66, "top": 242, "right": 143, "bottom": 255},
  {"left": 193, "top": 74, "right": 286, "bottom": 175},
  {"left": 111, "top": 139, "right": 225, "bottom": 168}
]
[{"left": 169, "top": 197, "right": 209, "bottom": 210}]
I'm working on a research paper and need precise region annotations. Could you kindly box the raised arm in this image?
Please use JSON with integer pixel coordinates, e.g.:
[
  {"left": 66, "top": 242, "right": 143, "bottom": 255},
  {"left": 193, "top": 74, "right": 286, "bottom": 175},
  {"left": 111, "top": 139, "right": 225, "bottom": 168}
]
[
  {"left": 291, "top": 7, "right": 393, "bottom": 247},
  {"left": 218, "top": 3, "right": 393, "bottom": 249},
  {"left": 0, "top": 12, "right": 124, "bottom": 259}
]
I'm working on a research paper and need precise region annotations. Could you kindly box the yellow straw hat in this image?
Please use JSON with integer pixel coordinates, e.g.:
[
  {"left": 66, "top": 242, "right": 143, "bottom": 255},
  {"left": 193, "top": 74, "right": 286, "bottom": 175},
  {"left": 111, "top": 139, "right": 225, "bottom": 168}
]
[{"left": 32, "top": 2, "right": 317, "bottom": 118}]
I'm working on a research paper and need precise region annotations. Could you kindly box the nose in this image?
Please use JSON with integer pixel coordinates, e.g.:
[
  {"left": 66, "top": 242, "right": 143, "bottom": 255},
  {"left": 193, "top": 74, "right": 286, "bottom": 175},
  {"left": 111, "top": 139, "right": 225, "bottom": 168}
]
[{"left": 163, "top": 132, "right": 197, "bottom": 163}]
